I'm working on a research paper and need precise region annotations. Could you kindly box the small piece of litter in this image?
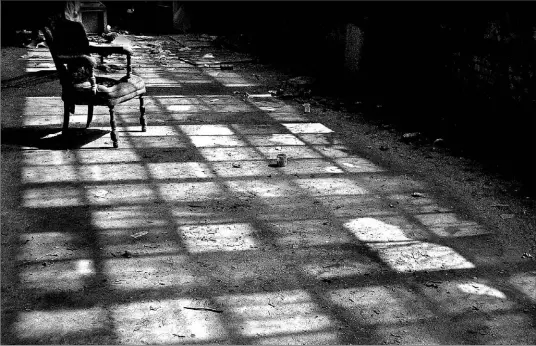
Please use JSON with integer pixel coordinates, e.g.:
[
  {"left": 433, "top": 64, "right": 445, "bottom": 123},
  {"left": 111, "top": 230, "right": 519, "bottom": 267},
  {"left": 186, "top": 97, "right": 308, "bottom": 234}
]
[
  {"left": 500, "top": 214, "right": 515, "bottom": 219},
  {"left": 411, "top": 192, "right": 425, "bottom": 198},
  {"left": 121, "top": 251, "right": 133, "bottom": 258},
  {"left": 173, "top": 334, "right": 186, "bottom": 338},
  {"left": 202, "top": 53, "right": 214, "bottom": 59},
  {"left": 131, "top": 231, "right": 148, "bottom": 239},
  {"left": 232, "top": 162, "right": 241, "bottom": 168},
  {"left": 183, "top": 306, "right": 223, "bottom": 313},
  {"left": 93, "top": 189, "right": 109, "bottom": 198}
]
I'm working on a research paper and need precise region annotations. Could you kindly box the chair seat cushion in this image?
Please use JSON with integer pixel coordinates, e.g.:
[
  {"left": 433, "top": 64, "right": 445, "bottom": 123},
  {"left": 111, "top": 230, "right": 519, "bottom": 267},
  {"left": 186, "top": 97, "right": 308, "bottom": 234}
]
[{"left": 67, "top": 75, "right": 146, "bottom": 106}]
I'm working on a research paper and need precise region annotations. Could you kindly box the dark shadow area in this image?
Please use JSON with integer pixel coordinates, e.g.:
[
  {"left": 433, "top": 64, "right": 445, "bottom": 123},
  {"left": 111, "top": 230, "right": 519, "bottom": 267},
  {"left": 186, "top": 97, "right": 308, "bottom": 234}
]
[
  {"left": 1, "top": 70, "right": 58, "bottom": 89},
  {"left": 1, "top": 127, "right": 109, "bottom": 150},
  {"left": 167, "top": 1, "right": 535, "bottom": 196}
]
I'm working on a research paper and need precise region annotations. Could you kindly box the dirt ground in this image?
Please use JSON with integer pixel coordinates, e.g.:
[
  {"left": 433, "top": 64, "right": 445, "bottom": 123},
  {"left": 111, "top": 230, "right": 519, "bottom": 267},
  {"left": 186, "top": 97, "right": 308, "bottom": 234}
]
[{"left": 1, "top": 34, "right": 535, "bottom": 345}]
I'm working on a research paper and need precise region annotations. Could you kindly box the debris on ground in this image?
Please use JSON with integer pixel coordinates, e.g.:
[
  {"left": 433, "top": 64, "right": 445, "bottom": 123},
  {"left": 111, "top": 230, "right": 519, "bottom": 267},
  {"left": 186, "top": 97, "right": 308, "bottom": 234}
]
[
  {"left": 500, "top": 213, "right": 515, "bottom": 219},
  {"left": 411, "top": 192, "right": 425, "bottom": 198},
  {"left": 121, "top": 251, "right": 133, "bottom": 258},
  {"left": 433, "top": 138, "right": 445, "bottom": 147},
  {"left": 183, "top": 306, "right": 223, "bottom": 313},
  {"left": 380, "top": 145, "right": 389, "bottom": 151},
  {"left": 131, "top": 231, "right": 148, "bottom": 239},
  {"left": 232, "top": 162, "right": 241, "bottom": 168},
  {"left": 402, "top": 132, "right": 421, "bottom": 143}
]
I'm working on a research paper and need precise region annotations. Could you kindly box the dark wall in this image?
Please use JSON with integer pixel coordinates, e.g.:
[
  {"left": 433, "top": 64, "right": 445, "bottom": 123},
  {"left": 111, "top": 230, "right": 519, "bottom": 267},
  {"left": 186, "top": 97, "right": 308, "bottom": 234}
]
[{"left": 182, "top": 1, "right": 535, "bottom": 194}]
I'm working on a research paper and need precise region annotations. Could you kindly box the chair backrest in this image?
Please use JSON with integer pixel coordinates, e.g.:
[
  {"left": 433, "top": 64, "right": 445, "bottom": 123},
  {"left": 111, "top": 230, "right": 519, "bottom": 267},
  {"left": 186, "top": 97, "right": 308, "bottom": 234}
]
[{"left": 43, "top": 19, "right": 91, "bottom": 85}]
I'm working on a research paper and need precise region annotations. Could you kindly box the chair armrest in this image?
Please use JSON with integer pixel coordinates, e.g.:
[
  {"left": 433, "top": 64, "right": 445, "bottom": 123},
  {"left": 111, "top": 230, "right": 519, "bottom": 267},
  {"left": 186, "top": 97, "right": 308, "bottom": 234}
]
[{"left": 89, "top": 43, "right": 133, "bottom": 56}]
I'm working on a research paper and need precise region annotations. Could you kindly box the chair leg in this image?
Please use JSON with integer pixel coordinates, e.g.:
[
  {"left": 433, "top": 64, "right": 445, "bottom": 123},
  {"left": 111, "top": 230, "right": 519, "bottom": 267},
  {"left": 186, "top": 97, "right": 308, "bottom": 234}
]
[
  {"left": 109, "top": 106, "right": 119, "bottom": 148},
  {"left": 139, "top": 96, "right": 147, "bottom": 132},
  {"left": 63, "top": 102, "right": 70, "bottom": 134},
  {"left": 86, "top": 105, "right": 94, "bottom": 128}
]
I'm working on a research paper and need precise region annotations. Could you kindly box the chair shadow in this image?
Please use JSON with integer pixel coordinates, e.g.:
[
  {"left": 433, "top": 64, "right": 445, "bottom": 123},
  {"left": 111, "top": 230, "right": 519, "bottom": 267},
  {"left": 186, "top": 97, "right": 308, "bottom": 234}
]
[
  {"left": 1, "top": 70, "right": 58, "bottom": 88},
  {"left": 1, "top": 126, "right": 108, "bottom": 150}
]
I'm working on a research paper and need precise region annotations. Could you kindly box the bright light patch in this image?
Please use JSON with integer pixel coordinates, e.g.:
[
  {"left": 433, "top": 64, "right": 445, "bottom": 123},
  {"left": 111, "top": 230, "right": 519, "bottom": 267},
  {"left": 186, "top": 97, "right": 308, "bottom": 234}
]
[
  {"left": 217, "top": 290, "right": 335, "bottom": 339},
  {"left": 372, "top": 241, "right": 475, "bottom": 273},
  {"left": 23, "top": 187, "right": 83, "bottom": 208},
  {"left": 458, "top": 282, "right": 507, "bottom": 299},
  {"left": 282, "top": 123, "right": 334, "bottom": 134},
  {"left": 178, "top": 223, "right": 258, "bottom": 253},
  {"left": 167, "top": 104, "right": 193, "bottom": 112},
  {"left": 15, "top": 308, "right": 106, "bottom": 342},
  {"left": 112, "top": 299, "right": 228, "bottom": 344},
  {"left": 77, "top": 259, "right": 94, "bottom": 275},
  {"left": 344, "top": 217, "right": 475, "bottom": 272},
  {"left": 344, "top": 217, "right": 413, "bottom": 242}
]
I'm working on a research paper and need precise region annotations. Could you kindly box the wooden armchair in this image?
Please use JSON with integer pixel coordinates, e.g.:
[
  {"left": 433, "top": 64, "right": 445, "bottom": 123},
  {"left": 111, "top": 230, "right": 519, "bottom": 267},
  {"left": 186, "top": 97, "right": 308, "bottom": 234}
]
[{"left": 43, "top": 19, "right": 146, "bottom": 148}]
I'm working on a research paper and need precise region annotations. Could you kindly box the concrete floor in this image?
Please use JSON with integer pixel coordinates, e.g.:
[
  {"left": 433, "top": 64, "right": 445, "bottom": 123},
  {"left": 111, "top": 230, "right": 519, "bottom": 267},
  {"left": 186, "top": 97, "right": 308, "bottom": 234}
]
[{"left": 1, "top": 35, "right": 535, "bottom": 344}]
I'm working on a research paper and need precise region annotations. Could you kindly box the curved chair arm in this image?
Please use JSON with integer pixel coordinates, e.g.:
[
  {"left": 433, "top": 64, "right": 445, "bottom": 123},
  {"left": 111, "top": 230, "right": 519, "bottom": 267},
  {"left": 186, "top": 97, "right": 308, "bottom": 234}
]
[{"left": 89, "top": 43, "right": 134, "bottom": 78}]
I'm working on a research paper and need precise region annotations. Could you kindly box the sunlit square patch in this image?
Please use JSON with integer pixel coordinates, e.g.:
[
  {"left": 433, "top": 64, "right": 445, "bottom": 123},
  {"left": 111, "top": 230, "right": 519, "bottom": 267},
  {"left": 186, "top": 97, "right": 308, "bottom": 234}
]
[
  {"left": 111, "top": 298, "right": 228, "bottom": 344},
  {"left": 281, "top": 122, "right": 334, "bottom": 134},
  {"left": 216, "top": 290, "right": 336, "bottom": 340},
  {"left": 23, "top": 187, "right": 84, "bottom": 208},
  {"left": 15, "top": 308, "right": 107, "bottom": 344},
  {"left": 178, "top": 223, "right": 259, "bottom": 253},
  {"left": 370, "top": 241, "right": 475, "bottom": 273}
]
